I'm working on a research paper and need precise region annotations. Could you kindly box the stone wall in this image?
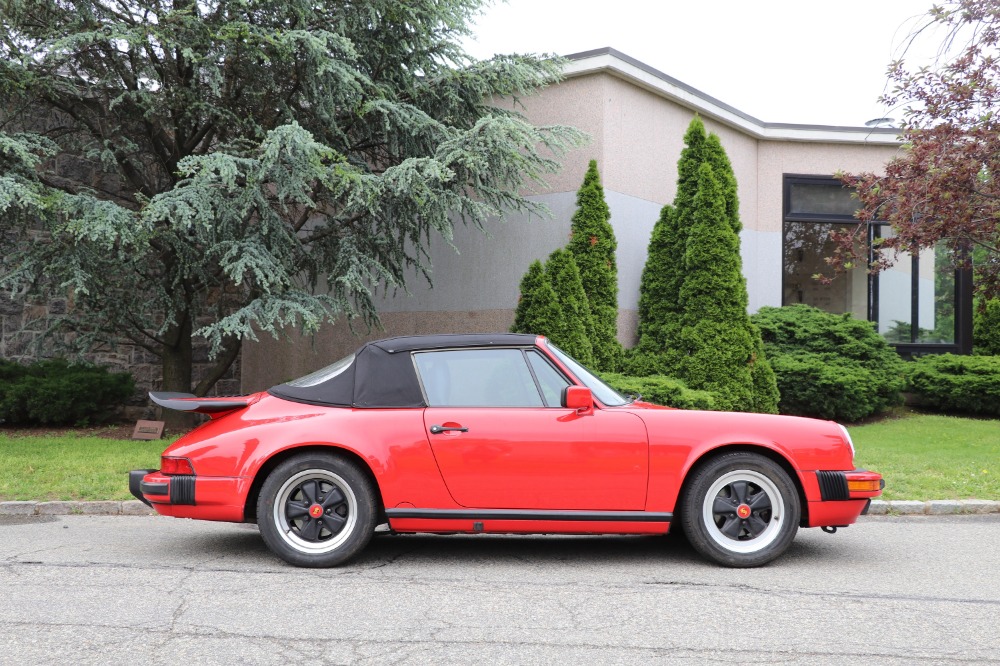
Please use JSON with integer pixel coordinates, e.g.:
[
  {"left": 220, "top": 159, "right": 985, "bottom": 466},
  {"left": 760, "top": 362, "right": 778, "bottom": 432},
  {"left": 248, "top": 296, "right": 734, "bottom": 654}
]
[{"left": 0, "top": 290, "right": 242, "bottom": 416}]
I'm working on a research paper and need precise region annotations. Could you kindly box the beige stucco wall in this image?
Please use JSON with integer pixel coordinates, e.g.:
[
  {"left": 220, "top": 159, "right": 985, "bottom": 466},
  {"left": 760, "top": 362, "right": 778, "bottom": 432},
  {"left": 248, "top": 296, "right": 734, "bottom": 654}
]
[
  {"left": 514, "top": 74, "right": 608, "bottom": 195},
  {"left": 756, "top": 142, "right": 901, "bottom": 233}
]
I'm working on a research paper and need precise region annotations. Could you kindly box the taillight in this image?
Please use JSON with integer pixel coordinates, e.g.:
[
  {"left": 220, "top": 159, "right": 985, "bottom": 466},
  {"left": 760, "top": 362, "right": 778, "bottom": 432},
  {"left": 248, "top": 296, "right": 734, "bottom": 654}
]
[{"left": 160, "top": 456, "right": 195, "bottom": 475}]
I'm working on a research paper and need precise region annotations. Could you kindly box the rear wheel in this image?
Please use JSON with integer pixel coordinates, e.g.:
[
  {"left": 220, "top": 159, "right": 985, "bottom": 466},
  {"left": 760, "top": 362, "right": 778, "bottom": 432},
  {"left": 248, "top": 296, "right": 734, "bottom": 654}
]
[
  {"left": 257, "top": 452, "right": 377, "bottom": 567},
  {"left": 681, "top": 452, "right": 800, "bottom": 567}
]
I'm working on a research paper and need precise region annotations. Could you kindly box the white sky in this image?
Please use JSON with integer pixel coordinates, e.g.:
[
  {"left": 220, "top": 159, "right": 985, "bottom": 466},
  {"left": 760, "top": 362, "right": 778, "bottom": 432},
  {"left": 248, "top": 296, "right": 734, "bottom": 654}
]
[{"left": 463, "top": 0, "right": 946, "bottom": 126}]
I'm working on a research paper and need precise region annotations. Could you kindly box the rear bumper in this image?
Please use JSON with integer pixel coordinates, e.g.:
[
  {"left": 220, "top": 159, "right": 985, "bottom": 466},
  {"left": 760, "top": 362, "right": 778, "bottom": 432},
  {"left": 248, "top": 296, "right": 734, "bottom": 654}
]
[{"left": 128, "top": 469, "right": 246, "bottom": 522}]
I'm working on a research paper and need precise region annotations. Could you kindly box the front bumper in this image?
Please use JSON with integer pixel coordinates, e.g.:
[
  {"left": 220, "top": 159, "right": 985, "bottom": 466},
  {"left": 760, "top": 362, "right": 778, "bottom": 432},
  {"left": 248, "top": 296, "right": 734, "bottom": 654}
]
[
  {"left": 805, "top": 468, "right": 885, "bottom": 529},
  {"left": 816, "top": 469, "right": 885, "bottom": 501},
  {"left": 128, "top": 469, "right": 246, "bottom": 522}
]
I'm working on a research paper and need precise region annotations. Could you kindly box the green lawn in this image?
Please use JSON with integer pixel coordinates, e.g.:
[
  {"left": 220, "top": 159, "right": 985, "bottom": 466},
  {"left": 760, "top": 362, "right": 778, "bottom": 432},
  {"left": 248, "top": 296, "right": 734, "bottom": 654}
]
[
  {"left": 0, "top": 435, "right": 167, "bottom": 501},
  {"left": 0, "top": 412, "right": 997, "bottom": 501},
  {"left": 850, "top": 412, "right": 1000, "bottom": 501}
]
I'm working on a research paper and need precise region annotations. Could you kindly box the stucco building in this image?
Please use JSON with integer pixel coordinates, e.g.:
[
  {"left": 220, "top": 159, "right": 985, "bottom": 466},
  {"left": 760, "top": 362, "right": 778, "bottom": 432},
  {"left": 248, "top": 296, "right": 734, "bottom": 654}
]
[{"left": 242, "top": 48, "right": 971, "bottom": 392}]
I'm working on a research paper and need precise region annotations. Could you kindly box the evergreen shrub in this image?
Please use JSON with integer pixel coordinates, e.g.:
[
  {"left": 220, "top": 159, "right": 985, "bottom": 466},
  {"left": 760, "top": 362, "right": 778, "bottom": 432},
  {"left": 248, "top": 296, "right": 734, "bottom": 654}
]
[
  {"left": 544, "top": 249, "right": 595, "bottom": 367},
  {"left": 0, "top": 358, "right": 135, "bottom": 425},
  {"left": 630, "top": 118, "right": 778, "bottom": 414},
  {"left": 567, "top": 160, "right": 621, "bottom": 371},
  {"left": 600, "top": 372, "right": 716, "bottom": 411},
  {"left": 751, "top": 304, "right": 904, "bottom": 421},
  {"left": 974, "top": 298, "right": 1000, "bottom": 355},
  {"left": 511, "top": 260, "right": 561, "bottom": 338},
  {"left": 905, "top": 354, "right": 1000, "bottom": 416}
]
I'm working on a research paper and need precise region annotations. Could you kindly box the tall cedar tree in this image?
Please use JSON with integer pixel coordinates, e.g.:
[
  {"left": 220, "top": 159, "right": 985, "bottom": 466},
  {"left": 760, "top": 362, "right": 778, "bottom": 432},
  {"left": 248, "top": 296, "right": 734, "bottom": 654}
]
[
  {"left": 567, "top": 160, "right": 620, "bottom": 372},
  {"left": 511, "top": 260, "right": 561, "bottom": 340},
  {"left": 703, "top": 134, "right": 778, "bottom": 412},
  {"left": 0, "top": 0, "right": 583, "bottom": 429},
  {"left": 703, "top": 134, "right": 741, "bottom": 234},
  {"left": 633, "top": 117, "right": 707, "bottom": 363},
  {"left": 837, "top": 1, "right": 1000, "bottom": 297},
  {"left": 676, "top": 163, "right": 755, "bottom": 410},
  {"left": 544, "top": 249, "right": 595, "bottom": 366},
  {"left": 631, "top": 118, "right": 778, "bottom": 412}
]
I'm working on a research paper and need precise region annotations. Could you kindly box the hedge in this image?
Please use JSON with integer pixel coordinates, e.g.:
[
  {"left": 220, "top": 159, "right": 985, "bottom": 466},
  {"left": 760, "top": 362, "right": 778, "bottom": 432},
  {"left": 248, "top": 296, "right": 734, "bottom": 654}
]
[
  {"left": 905, "top": 354, "right": 1000, "bottom": 416},
  {"left": 600, "top": 372, "right": 716, "bottom": 411},
  {"left": 0, "top": 358, "right": 135, "bottom": 426},
  {"left": 751, "top": 304, "right": 904, "bottom": 422}
]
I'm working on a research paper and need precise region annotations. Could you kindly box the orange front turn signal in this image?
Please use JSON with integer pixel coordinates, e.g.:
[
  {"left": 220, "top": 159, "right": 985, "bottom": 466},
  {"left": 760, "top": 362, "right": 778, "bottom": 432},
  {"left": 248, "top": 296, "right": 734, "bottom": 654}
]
[{"left": 847, "top": 479, "right": 881, "bottom": 492}]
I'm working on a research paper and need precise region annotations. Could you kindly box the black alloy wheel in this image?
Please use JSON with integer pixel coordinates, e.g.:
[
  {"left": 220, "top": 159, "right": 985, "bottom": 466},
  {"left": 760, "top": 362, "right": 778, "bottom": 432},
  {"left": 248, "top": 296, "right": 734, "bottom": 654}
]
[
  {"left": 257, "top": 453, "right": 377, "bottom": 567},
  {"left": 681, "top": 452, "right": 800, "bottom": 568}
]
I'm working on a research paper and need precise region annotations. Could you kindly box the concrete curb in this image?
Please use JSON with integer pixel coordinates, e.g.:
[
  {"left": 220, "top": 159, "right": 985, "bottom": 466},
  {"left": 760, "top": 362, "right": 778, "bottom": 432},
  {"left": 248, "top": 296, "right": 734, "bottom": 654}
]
[
  {"left": 0, "top": 500, "right": 156, "bottom": 516},
  {"left": 866, "top": 499, "right": 1000, "bottom": 515},
  {"left": 2, "top": 499, "right": 1000, "bottom": 517}
]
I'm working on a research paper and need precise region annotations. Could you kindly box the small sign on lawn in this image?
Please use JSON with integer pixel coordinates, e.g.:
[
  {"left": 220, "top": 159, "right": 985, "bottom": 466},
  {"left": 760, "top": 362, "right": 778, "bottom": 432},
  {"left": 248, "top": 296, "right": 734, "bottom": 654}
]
[{"left": 132, "top": 420, "right": 165, "bottom": 440}]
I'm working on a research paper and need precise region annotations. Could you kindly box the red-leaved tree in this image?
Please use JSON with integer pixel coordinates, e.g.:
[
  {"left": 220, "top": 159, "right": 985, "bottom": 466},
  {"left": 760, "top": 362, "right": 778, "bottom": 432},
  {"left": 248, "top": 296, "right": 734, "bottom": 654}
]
[{"left": 837, "top": 1, "right": 1000, "bottom": 298}]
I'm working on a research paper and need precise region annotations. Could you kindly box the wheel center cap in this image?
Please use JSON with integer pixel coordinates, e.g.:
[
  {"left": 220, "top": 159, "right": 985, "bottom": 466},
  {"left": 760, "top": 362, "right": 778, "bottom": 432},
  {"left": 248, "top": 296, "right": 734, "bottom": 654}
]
[
  {"left": 308, "top": 504, "right": 324, "bottom": 518},
  {"left": 737, "top": 504, "right": 751, "bottom": 519}
]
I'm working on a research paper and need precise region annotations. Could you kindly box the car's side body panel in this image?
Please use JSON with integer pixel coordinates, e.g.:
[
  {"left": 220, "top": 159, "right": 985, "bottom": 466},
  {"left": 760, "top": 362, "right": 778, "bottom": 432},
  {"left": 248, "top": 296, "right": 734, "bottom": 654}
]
[
  {"left": 636, "top": 407, "right": 856, "bottom": 513},
  {"left": 158, "top": 395, "right": 460, "bottom": 516},
  {"left": 423, "top": 406, "right": 649, "bottom": 510}
]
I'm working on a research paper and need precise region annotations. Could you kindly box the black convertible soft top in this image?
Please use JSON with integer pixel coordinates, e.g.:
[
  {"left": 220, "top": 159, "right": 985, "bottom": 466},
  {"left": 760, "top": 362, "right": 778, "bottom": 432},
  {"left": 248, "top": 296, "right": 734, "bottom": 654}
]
[{"left": 268, "top": 333, "right": 538, "bottom": 408}]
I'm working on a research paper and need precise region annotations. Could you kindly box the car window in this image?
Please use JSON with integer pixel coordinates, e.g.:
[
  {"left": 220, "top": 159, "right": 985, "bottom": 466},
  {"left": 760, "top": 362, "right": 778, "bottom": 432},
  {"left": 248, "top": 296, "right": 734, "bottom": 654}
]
[
  {"left": 526, "top": 350, "right": 570, "bottom": 407},
  {"left": 283, "top": 353, "right": 355, "bottom": 387},
  {"left": 547, "top": 343, "right": 629, "bottom": 406},
  {"left": 413, "top": 349, "right": 544, "bottom": 407}
]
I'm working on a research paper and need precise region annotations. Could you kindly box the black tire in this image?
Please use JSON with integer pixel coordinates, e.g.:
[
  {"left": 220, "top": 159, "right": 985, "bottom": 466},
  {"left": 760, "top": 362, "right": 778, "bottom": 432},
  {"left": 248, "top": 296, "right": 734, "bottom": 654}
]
[
  {"left": 680, "top": 452, "right": 800, "bottom": 568},
  {"left": 257, "top": 452, "right": 378, "bottom": 567}
]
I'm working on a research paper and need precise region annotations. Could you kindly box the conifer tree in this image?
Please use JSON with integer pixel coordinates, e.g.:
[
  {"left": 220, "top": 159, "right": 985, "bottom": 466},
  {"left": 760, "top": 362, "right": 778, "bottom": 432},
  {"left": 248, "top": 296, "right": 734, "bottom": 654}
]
[
  {"left": 631, "top": 117, "right": 779, "bottom": 413},
  {"left": 676, "top": 163, "right": 755, "bottom": 410},
  {"left": 511, "top": 260, "right": 561, "bottom": 338},
  {"left": 567, "top": 160, "right": 620, "bottom": 372},
  {"left": 545, "top": 249, "right": 595, "bottom": 366},
  {"left": 703, "top": 134, "right": 741, "bottom": 234},
  {"left": 631, "top": 117, "right": 708, "bottom": 373},
  {"left": 702, "top": 134, "right": 778, "bottom": 412}
]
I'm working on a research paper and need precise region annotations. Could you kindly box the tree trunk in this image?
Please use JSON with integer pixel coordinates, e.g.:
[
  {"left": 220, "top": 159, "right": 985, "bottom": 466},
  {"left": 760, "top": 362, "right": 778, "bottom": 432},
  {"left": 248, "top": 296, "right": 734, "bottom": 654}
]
[{"left": 160, "top": 315, "right": 195, "bottom": 433}]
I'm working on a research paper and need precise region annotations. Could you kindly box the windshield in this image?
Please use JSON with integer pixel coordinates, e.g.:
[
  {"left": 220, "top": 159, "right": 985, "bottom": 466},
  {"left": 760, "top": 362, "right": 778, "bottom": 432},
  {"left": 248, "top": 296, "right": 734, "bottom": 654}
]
[
  {"left": 284, "top": 353, "right": 355, "bottom": 388},
  {"left": 547, "top": 343, "right": 629, "bottom": 407}
]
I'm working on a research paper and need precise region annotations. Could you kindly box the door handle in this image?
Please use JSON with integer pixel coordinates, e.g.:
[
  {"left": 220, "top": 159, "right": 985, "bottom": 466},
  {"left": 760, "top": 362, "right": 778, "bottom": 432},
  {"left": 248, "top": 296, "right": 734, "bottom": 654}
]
[{"left": 429, "top": 424, "right": 469, "bottom": 434}]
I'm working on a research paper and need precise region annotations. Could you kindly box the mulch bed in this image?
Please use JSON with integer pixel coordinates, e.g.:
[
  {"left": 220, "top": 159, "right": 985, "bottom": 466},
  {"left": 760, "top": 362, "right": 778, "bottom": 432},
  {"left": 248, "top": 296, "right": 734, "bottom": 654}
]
[{"left": 0, "top": 423, "right": 156, "bottom": 440}]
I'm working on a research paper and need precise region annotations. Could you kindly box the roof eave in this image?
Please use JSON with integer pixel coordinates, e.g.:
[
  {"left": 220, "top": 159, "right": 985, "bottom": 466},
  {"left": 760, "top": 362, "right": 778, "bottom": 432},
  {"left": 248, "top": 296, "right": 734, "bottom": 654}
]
[{"left": 563, "top": 48, "right": 901, "bottom": 145}]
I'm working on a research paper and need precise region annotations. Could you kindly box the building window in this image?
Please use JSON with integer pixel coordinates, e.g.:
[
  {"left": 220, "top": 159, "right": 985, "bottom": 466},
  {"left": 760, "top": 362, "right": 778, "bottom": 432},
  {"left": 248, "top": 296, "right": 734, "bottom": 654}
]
[{"left": 782, "top": 175, "right": 972, "bottom": 355}]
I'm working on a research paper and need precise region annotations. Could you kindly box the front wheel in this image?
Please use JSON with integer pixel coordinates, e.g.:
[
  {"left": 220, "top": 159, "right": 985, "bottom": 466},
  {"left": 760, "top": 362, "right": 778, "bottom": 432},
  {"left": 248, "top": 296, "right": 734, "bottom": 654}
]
[
  {"left": 257, "top": 453, "right": 378, "bottom": 567},
  {"left": 680, "top": 452, "right": 800, "bottom": 568}
]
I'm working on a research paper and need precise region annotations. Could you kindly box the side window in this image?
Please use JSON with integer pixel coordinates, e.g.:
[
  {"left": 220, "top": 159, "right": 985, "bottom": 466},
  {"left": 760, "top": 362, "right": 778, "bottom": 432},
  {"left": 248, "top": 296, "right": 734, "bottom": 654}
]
[
  {"left": 526, "top": 350, "right": 571, "bottom": 407},
  {"left": 413, "top": 349, "right": 544, "bottom": 407}
]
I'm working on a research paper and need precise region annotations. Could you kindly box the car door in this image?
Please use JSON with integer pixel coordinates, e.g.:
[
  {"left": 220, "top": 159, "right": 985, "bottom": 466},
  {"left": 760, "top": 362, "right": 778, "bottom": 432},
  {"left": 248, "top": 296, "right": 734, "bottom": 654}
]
[{"left": 414, "top": 347, "right": 649, "bottom": 511}]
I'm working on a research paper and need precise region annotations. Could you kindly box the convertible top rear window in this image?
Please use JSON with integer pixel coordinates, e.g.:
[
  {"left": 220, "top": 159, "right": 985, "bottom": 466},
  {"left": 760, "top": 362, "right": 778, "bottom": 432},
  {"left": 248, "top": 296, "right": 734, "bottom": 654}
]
[{"left": 284, "top": 354, "right": 355, "bottom": 388}]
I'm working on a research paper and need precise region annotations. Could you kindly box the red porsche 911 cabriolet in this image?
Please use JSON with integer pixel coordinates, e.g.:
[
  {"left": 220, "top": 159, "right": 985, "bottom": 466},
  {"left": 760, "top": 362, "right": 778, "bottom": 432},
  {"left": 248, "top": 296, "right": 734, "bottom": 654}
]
[{"left": 130, "top": 333, "right": 883, "bottom": 568}]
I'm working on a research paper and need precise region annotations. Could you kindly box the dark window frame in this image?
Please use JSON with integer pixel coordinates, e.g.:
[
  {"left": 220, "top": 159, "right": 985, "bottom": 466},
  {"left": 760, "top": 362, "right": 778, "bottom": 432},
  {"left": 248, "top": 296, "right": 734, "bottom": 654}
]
[{"left": 782, "top": 174, "right": 972, "bottom": 356}]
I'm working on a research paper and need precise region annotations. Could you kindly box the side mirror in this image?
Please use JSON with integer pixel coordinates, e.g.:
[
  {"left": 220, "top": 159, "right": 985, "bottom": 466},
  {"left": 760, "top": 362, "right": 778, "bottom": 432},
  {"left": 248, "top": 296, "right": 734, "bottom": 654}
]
[{"left": 562, "top": 386, "right": 594, "bottom": 414}]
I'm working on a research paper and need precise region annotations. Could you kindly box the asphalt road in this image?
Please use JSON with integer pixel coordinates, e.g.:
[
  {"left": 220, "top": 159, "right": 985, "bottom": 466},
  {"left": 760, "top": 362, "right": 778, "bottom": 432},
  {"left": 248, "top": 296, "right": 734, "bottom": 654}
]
[{"left": 0, "top": 514, "right": 998, "bottom": 665}]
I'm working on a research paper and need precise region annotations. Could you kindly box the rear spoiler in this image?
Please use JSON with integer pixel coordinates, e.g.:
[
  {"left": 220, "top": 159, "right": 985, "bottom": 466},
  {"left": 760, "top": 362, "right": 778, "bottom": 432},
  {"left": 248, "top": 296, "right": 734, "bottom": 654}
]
[{"left": 149, "top": 392, "right": 250, "bottom": 416}]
